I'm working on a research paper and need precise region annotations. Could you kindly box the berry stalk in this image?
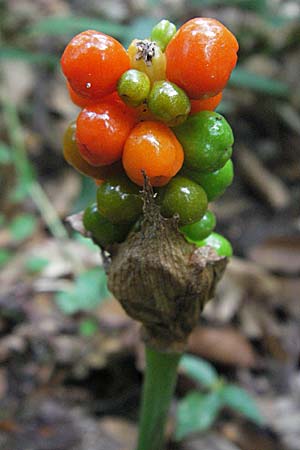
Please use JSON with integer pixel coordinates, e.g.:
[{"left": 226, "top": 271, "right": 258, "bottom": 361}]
[{"left": 136, "top": 346, "right": 181, "bottom": 450}]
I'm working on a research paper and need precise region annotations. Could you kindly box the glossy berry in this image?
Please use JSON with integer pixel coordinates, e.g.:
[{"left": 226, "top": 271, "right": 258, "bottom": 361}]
[
  {"left": 61, "top": 30, "right": 130, "bottom": 100},
  {"left": 63, "top": 121, "right": 123, "bottom": 179},
  {"left": 194, "top": 232, "right": 233, "bottom": 257},
  {"left": 97, "top": 175, "right": 143, "bottom": 224},
  {"left": 166, "top": 18, "right": 238, "bottom": 99},
  {"left": 148, "top": 81, "right": 191, "bottom": 127},
  {"left": 127, "top": 39, "right": 166, "bottom": 84},
  {"left": 150, "top": 19, "right": 177, "bottom": 51},
  {"left": 174, "top": 111, "right": 234, "bottom": 172},
  {"left": 180, "top": 210, "right": 216, "bottom": 241},
  {"left": 76, "top": 94, "right": 137, "bottom": 166},
  {"left": 122, "top": 121, "right": 184, "bottom": 187},
  {"left": 83, "top": 203, "right": 131, "bottom": 246},
  {"left": 117, "top": 69, "right": 151, "bottom": 107},
  {"left": 184, "top": 159, "right": 234, "bottom": 201},
  {"left": 160, "top": 176, "right": 208, "bottom": 225},
  {"left": 190, "top": 92, "right": 223, "bottom": 115},
  {"left": 67, "top": 82, "right": 97, "bottom": 108}
]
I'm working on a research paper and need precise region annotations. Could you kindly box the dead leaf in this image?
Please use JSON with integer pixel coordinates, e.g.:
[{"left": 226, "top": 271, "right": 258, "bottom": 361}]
[
  {"left": 249, "top": 236, "right": 300, "bottom": 275},
  {"left": 66, "top": 212, "right": 85, "bottom": 236},
  {"left": 97, "top": 298, "right": 132, "bottom": 329},
  {"left": 188, "top": 326, "right": 257, "bottom": 368},
  {"left": 184, "top": 432, "right": 240, "bottom": 450},
  {"left": 98, "top": 417, "right": 137, "bottom": 450},
  {"left": 44, "top": 170, "right": 81, "bottom": 217},
  {"left": 221, "top": 420, "right": 290, "bottom": 450}
]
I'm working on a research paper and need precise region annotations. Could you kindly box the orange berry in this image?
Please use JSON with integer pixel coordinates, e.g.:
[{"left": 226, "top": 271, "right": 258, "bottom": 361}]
[
  {"left": 122, "top": 121, "right": 184, "bottom": 187},
  {"left": 76, "top": 94, "right": 138, "bottom": 166},
  {"left": 63, "top": 120, "right": 103, "bottom": 177},
  {"left": 166, "top": 18, "right": 238, "bottom": 99},
  {"left": 61, "top": 30, "right": 130, "bottom": 100},
  {"left": 190, "top": 92, "right": 223, "bottom": 114},
  {"left": 63, "top": 120, "right": 125, "bottom": 178},
  {"left": 67, "top": 81, "right": 97, "bottom": 108}
]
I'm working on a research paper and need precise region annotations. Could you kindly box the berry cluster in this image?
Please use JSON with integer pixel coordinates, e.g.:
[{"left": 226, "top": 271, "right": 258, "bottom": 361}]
[{"left": 61, "top": 18, "right": 238, "bottom": 256}]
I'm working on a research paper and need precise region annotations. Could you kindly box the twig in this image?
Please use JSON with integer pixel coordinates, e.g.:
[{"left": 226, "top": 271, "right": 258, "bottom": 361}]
[{"left": 236, "top": 145, "right": 290, "bottom": 210}]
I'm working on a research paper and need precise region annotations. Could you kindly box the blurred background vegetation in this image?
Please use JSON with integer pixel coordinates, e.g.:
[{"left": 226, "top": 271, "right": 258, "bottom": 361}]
[{"left": 0, "top": 1, "right": 300, "bottom": 449}]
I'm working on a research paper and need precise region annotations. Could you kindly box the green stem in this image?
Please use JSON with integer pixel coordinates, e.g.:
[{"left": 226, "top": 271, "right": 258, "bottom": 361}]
[{"left": 136, "top": 346, "right": 181, "bottom": 450}]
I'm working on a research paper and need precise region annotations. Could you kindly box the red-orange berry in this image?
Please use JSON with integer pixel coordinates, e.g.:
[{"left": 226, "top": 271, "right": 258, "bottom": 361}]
[
  {"left": 190, "top": 92, "right": 223, "bottom": 114},
  {"left": 61, "top": 30, "right": 130, "bottom": 100},
  {"left": 67, "top": 81, "right": 97, "bottom": 108},
  {"left": 166, "top": 18, "right": 238, "bottom": 99},
  {"left": 122, "top": 121, "right": 184, "bottom": 186},
  {"left": 76, "top": 94, "right": 138, "bottom": 166}
]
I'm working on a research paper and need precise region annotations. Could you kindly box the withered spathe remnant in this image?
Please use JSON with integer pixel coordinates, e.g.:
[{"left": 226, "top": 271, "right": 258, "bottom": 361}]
[{"left": 107, "top": 177, "right": 227, "bottom": 353}]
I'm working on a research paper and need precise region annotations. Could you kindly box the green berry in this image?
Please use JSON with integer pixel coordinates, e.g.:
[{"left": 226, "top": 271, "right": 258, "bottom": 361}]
[
  {"left": 148, "top": 81, "right": 190, "bottom": 126},
  {"left": 160, "top": 176, "right": 208, "bottom": 225},
  {"left": 117, "top": 69, "right": 151, "bottom": 107},
  {"left": 174, "top": 111, "right": 234, "bottom": 172},
  {"left": 83, "top": 203, "right": 130, "bottom": 246},
  {"left": 97, "top": 175, "right": 142, "bottom": 224},
  {"left": 194, "top": 232, "right": 233, "bottom": 257},
  {"left": 180, "top": 211, "right": 216, "bottom": 242},
  {"left": 183, "top": 159, "right": 234, "bottom": 201},
  {"left": 151, "top": 19, "right": 177, "bottom": 51}
]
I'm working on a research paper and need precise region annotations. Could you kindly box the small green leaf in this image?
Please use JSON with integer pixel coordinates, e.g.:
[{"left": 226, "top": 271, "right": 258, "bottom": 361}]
[
  {"left": 230, "top": 68, "right": 289, "bottom": 97},
  {"left": 220, "top": 384, "right": 264, "bottom": 425},
  {"left": 0, "top": 249, "right": 13, "bottom": 268},
  {"left": 0, "top": 142, "right": 12, "bottom": 165},
  {"left": 28, "top": 16, "right": 129, "bottom": 40},
  {"left": 55, "top": 291, "right": 78, "bottom": 315},
  {"left": 25, "top": 256, "right": 49, "bottom": 273},
  {"left": 74, "top": 232, "right": 99, "bottom": 252},
  {"left": 9, "top": 213, "right": 37, "bottom": 242},
  {"left": 176, "top": 391, "right": 222, "bottom": 440},
  {"left": 180, "top": 354, "right": 219, "bottom": 388},
  {"left": 72, "top": 176, "right": 97, "bottom": 214},
  {"left": 10, "top": 179, "right": 31, "bottom": 202},
  {"left": 75, "top": 268, "right": 110, "bottom": 307},
  {"left": 79, "top": 318, "right": 98, "bottom": 337},
  {"left": 56, "top": 268, "right": 111, "bottom": 314}
]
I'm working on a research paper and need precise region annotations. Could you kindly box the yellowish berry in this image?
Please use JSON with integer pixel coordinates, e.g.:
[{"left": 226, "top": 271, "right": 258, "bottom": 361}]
[{"left": 127, "top": 39, "right": 166, "bottom": 85}]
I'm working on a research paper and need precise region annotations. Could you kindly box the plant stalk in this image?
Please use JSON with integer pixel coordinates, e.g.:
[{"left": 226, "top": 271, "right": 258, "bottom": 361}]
[{"left": 136, "top": 346, "right": 181, "bottom": 450}]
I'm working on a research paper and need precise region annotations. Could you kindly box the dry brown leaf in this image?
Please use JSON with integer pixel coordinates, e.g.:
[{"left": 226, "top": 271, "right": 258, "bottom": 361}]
[
  {"left": 97, "top": 298, "right": 133, "bottom": 329},
  {"left": 44, "top": 170, "right": 81, "bottom": 217},
  {"left": 249, "top": 236, "right": 300, "bottom": 275},
  {"left": 188, "top": 326, "right": 257, "bottom": 368},
  {"left": 221, "top": 420, "right": 290, "bottom": 450},
  {"left": 236, "top": 146, "right": 290, "bottom": 210},
  {"left": 184, "top": 432, "right": 240, "bottom": 450},
  {"left": 98, "top": 417, "right": 137, "bottom": 450}
]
